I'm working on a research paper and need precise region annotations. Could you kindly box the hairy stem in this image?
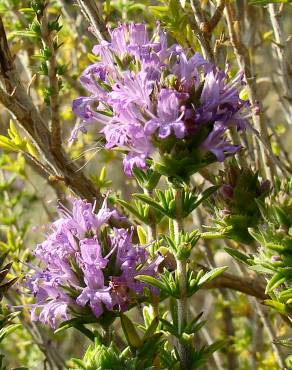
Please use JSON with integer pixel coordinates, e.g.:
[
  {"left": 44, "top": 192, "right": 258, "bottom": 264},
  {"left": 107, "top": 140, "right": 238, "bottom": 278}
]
[{"left": 174, "top": 188, "right": 189, "bottom": 369}]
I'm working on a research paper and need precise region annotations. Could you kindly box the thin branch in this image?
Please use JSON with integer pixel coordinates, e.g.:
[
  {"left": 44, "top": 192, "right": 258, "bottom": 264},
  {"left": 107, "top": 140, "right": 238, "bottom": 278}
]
[
  {"left": 188, "top": 0, "right": 214, "bottom": 62},
  {"left": 207, "top": 0, "right": 226, "bottom": 34},
  {"left": 222, "top": 302, "right": 238, "bottom": 370},
  {"left": 0, "top": 16, "right": 96, "bottom": 198},
  {"left": 247, "top": 122, "right": 292, "bottom": 176},
  {"left": 40, "top": 3, "right": 62, "bottom": 152},
  {"left": 76, "top": 0, "right": 110, "bottom": 42},
  {"left": 268, "top": 3, "right": 292, "bottom": 121},
  {"left": 190, "top": 0, "right": 207, "bottom": 28},
  {"left": 225, "top": 3, "right": 278, "bottom": 181},
  {"left": 254, "top": 300, "right": 286, "bottom": 369}
]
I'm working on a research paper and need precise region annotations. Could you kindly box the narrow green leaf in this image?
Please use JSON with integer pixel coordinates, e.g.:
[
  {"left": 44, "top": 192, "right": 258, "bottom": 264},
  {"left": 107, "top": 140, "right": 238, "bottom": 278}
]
[
  {"left": 279, "top": 289, "right": 292, "bottom": 301},
  {"left": 224, "top": 247, "right": 253, "bottom": 266},
  {"left": 263, "top": 300, "right": 290, "bottom": 314},
  {"left": 266, "top": 243, "right": 286, "bottom": 252},
  {"left": 249, "top": 265, "right": 274, "bottom": 274},
  {"left": 191, "top": 186, "right": 220, "bottom": 212},
  {"left": 137, "top": 225, "right": 147, "bottom": 245},
  {"left": 198, "top": 267, "right": 228, "bottom": 287},
  {"left": 133, "top": 193, "right": 167, "bottom": 216},
  {"left": 248, "top": 228, "right": 266, "bottom": 245},
  {"left": 143, "top": 316, "right": 159, "bottom": 341},
  {"left": 116, "top": 199, "right": 147, "bottom": 223},
  {"left": 204, "top": 339, "right": 227, "bottom": 355},
  {"left": 135, "top": 275, "right": 165, "bottom": 291},
  {"left": 273, "top": 339, "right": 292, "bottom": 348},
  {"left": 266, "top": 273, "right": 286, "bottom": 293},
  {"left": 0, "top": 324, "right": 21, "bottom": 342},
  {"left": 120, "top": 313, "right": 142, "bottom": 348}
]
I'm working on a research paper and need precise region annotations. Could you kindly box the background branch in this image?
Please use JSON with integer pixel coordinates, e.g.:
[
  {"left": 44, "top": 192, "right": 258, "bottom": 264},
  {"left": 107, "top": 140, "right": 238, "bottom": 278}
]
[{"left": 75, "top": 0, "right": 110, "bottom": 42}]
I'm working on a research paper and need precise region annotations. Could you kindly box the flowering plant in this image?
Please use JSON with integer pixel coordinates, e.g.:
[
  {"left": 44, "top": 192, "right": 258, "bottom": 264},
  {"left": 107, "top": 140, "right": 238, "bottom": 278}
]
[{"left": 0, "top": 1, "right": 291, "bottom": 368}]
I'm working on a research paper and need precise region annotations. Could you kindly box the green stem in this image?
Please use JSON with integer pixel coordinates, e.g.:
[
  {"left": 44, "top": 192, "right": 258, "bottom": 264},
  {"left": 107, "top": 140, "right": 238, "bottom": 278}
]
[
  {"left": 144, "top": 188, "right": 159, "bottom": 316},
  {"left": 174, "top": 188, "right": 189, "bottom": 370},
  {"left": 144, "top": 188, "right": 157, "bottom": 242}
]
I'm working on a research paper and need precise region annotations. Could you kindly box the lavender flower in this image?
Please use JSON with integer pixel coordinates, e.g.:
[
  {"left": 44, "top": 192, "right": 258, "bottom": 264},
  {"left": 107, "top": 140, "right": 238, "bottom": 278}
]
[
  {"left": 27, "top": 198, "right": 162, "bottom": 328},
  {"left": 72, "top": 23, "right": 251, "bottom": 176}
]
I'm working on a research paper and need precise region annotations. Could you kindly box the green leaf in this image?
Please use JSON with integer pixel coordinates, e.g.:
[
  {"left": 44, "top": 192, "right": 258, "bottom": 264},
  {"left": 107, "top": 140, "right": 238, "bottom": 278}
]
[
  {"left": 248, "top": 228, "right": 266, "bottom": 245},
  {"left": 263, "top": 300, "right": 291, "bottom": 314},
  {"left": 266, "top": 272, "right": 286, "bottom": 293},
  {"left": 224, "top": 247, "right": 253, "bottom": 266},
  {"left": 249, "top": 265, "right": 274, "bottom": 274},
  {"left": 0, "top": 136, "right": 18, "bottom": 151},
  {"left": 248, "top": 0, "right": 289, "bottom": 5},
  {"left": 266, "top": 243, "right": 286, "bottom": 252},
  {"left": 137, "top": 225, "right": 147, "bottom": 245},
  {"left": 54, "top": 318, "right": 96, "bottom": 341},
  {"left": 279, "top": 289, "right": 292, "bottom": 301},
  {"left": 133, "top": 193, "right": 167, "bottom": 216},
  {"left": 159, "top": 318, "right": 178, "bottom": 337},
  {"left": 135, "top": 275, "right": 165, "bottom": 291},
  {"left": 204, "top": 339, "right": 227, "bottom": 356},
  {"left": 273, "top": 205, "right": 291, "bottom": 227},
  {"left": 191, "top": 186, "right": 220, "bottom": 212},
  {"left": 115, "top": 199, "right": 147, "bottom": 223},
  {"left": 273, "top": 338, "right": 292, "bottom": 348},
  {"left": 198, "top": 267, "right": 228, "bottom": 287},
  {"left": 0, "top": 324, "right": 21, "bottom": 342},
  {"left": 120, "top": 313, "right": 142, "bottom": 348},
  {"left": 143, "top": 316, "right": 159, "bottom": 341}
]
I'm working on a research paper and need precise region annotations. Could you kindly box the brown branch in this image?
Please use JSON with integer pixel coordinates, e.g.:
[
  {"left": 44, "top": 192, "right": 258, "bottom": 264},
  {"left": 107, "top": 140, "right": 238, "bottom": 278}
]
[
  {"left": 0, "top": 16, "right": 134, "bottom": 233},
  {"left": 0, "top": 16, "right": 97, "bottom": 201},
  {"left": 203, "top": 271, "right": 267, "bottom": 300},
  {"left": 207, "top": 0, "right": 226, "bottom": 34},
  {"left": 193, "top": 0, "right": 226, "bottom": 36}
]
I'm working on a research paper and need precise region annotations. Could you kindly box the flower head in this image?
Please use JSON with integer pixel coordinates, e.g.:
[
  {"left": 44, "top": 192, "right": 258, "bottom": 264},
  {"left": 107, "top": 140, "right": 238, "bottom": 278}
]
[
  {"left": 72, "top": 23, "right": 250, "bottom": 178},
  {"left": 27, "top": 198, "right": 162, "bottom": 328}
]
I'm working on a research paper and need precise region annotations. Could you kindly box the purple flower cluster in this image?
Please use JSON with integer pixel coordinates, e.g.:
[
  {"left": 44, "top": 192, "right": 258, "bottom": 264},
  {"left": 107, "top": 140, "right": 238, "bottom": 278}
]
[
  {"left": 27, "top": 198, "right": 162, "bottom": 328},
  {"left": 72, "top": 23, "right": 251, "bottom": 175}
]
